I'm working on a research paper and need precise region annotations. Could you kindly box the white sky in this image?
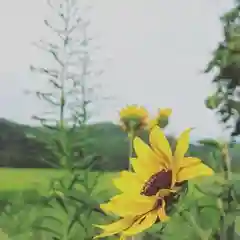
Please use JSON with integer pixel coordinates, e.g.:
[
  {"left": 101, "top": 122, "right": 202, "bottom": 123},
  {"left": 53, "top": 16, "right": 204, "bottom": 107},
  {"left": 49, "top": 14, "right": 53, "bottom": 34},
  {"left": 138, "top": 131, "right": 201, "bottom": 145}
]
[{"left": 0, "top": 0, "right": 235, "bottom": 140}]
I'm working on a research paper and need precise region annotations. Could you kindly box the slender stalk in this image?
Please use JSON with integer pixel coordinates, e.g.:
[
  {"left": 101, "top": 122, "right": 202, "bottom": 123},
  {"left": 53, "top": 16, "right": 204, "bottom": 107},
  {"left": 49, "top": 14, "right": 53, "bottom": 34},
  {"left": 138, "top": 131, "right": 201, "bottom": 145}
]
[
  {"left": 58, "top": 1, "right": 69, "bottom": 169},
  {"left": 220, "top": 144, "right": 235, "bottom": 240},
  {"left": 128, "top": 130, "right": 134, "bottom": 171},
  {"left": 222, "top": 144, "right": 232, "bottom": 182},
  {"left": 216, "top": 197, "right": 225, "bottom": 240},
  {"left": 127, "top": 129, "right": 138, "bottom": 240}
]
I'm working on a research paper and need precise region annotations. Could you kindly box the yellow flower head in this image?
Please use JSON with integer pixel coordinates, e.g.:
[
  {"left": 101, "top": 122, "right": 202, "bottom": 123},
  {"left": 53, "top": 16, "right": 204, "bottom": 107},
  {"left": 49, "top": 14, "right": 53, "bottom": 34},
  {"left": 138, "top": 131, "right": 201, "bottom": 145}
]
[
  {"left": 149, "top": 108, "right": 172, "bottom": 129},
  {"left": 119, "top": 105, "right": 148, "bottom": 132},
  {"left": 158, "top": 108, "right": 172, "bottom": 118},
  {"left": 94, "top": 126, "right": 214, "bottom": 239}
]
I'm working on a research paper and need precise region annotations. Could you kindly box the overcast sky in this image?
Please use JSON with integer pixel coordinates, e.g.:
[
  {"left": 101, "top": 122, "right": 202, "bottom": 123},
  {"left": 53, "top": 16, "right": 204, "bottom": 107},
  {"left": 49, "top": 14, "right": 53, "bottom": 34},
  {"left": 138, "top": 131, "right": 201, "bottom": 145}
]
[{"left": 0, "top": 0, "right": 234, "bottom": 139}]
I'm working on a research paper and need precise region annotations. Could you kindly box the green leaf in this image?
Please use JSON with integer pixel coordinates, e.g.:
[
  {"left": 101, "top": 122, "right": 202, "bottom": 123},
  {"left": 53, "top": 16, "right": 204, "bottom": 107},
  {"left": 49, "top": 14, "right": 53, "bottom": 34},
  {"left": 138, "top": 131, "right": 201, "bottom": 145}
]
[
  {"left": 194, "top": 183, "right": 223, "bottom": 198},
  {"left": 65, "top": 189, "right": 97, "bottom": 207},
  {"left": 64, "top": 189, "right": 106, "bottom": 216},
  {"left": 198, "top": 207, "right": 220, "bottom": 230},
  {"left": 37, "top": 215, "right": 63, "bottom": 225},
  {"left": 32, "top": 225, "right": 62, "bottom": 238},
  {"left": 52, "top": 237, "right": 60, "bottom": 240},
  {"left": 198, "top": 139, "right": 221, "bottom": 149},
  {"left": 67, "top": 205, "right": 86, "bottom": 235},
  {"left": 55, "top": 195, "right": 69, "bottom": 215},
  {"left": 235, "top": 216, "right": 240, "bottom": 236},
  {"left": 68, "top": 174, "right": 81, "bottom": 190},
  {"left": 225, "top": 213, "right": 236, "bottom": 227},
  {"left": 95, "top": 189, "right": 113, "bottom": 201}
]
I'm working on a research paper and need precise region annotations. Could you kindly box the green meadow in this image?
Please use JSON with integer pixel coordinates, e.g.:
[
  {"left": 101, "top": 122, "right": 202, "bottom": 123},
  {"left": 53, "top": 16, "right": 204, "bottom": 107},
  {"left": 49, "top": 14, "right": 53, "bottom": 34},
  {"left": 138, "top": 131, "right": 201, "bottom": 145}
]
[{"left": 0, "top": 168, "right": 116, "bottom": 201}]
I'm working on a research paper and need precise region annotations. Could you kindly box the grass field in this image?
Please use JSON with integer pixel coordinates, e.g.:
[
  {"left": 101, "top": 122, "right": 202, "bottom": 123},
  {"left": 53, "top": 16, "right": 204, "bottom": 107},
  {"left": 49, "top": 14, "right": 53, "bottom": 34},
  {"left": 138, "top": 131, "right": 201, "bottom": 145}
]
[
  {"left": 0, "top": 168, "right": 65, "bottom": 192},
  {"left": 0, "top": 168, "right": 116, "bottom": 193}
]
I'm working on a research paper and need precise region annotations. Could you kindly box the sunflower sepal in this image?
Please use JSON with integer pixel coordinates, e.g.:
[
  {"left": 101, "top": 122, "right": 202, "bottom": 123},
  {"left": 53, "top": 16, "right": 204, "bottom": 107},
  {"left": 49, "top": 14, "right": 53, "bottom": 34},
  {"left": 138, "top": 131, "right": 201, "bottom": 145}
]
[{"left": 156, "top": 189, "right": 176, "bottom": 198}]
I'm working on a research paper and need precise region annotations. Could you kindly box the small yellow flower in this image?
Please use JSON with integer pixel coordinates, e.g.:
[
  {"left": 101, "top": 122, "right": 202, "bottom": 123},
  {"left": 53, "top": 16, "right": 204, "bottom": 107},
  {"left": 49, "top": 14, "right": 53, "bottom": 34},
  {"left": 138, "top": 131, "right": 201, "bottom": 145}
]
[
  {"left": 149, "top": 108, "right": 172, "bottom": 129},
  {"left": 119, "top": 105, "right": 148, "bottom": 132},
  {"left": 94, "top": 126, "right": 214, "bottom": 239},
  {"left": 158, "top": 108, "right": 172, "bottom": 118}
]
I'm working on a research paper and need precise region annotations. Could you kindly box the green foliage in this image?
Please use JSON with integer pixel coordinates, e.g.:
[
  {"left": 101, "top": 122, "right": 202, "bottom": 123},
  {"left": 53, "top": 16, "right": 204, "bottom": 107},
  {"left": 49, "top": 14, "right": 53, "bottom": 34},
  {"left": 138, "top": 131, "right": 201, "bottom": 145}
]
[
  {"left": 31, "top": 170, "right": 108, "bottom": 240},
  {"left": 204, "top": 2, "right": 240, "bottom": 137}
]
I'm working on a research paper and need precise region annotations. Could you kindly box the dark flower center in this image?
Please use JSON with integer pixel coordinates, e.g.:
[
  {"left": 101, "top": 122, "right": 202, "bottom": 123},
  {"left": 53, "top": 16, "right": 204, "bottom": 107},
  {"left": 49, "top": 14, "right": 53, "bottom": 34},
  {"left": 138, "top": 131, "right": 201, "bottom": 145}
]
[{"left": 140, "top": 170, "right": 172, "bottom": 196}]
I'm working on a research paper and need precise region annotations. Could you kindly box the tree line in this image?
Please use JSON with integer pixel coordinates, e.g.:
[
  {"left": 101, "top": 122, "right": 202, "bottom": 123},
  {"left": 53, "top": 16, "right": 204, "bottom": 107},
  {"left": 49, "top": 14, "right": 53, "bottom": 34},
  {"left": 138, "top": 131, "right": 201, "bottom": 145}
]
[{"left": 1, "top": 118, "right": 240, "bottom": 171}]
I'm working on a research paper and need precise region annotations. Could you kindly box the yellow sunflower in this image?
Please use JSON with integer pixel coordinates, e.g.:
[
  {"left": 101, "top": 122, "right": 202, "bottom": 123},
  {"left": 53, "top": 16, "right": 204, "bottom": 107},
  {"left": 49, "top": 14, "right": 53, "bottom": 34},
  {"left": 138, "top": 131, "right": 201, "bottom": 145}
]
[
  {"left": 149, "top": 108, "right": 172, "bottom": 130},
  {"left": 94, "top": 126, "right": 214, "bottom": 239},
  {"left": 119, "top": 105, "right": 148, "bottom": 132}
]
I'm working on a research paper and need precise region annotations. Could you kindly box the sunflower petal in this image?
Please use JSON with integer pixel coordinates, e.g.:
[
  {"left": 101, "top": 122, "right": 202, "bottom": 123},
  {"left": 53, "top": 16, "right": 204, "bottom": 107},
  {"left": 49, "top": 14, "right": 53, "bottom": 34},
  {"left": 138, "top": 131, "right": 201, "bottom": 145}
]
[
  {"left": 94, "top": 217, "right": 134, "bottom": 239},
  {"left": 133, "top": 137, "right": 166, "bottom": 167},
  {"left": 101, "top": 194, "right": 156, "bottom": 216},
  {"left": 171, "top": 128, "right": 192, "bottom": 186},
  {"left": 112, "top": 171, "right": 142, "bottom": 195},
  {"left": 177, "top": 162, "right": 214, "bottom": 182},
  {"left": 149, "top": 126, "right": 172, "bottom": 166},
  {"left": 122, "top": 210, "right": 158, "bottom": 236},
  {"left": 131, "top": 157, "right": 163, "bottom": 182},
  {"left": 174, "top": 128, "right": 192, "bottom": 166},
  {"left": 179, "top": 157, "right": 201, "bottom": 169}
]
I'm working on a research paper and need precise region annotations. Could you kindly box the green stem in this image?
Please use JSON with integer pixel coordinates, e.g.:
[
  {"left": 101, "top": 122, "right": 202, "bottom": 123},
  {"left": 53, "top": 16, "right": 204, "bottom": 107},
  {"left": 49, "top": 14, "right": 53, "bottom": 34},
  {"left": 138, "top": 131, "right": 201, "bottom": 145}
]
[
  {"left": 217, "top": 198, "right": 226, "bottom": 240},
  {"left": 128, "top": 131, "right": 134, "bottom": 172},
  {"left": 226, "top": 222, "right": 235, "bottom": 240},
  {"left": 220, "top": 144, "right": 235, "bottom": 240},
  {"left": 127, "top": 130, "right": 140, "bottom": 240}
]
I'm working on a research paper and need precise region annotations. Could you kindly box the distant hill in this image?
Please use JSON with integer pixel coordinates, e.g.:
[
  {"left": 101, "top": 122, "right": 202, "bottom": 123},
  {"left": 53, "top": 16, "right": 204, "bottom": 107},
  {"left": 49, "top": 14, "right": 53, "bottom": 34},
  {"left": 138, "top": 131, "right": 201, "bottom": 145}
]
[
  {"left": 0, "top": 118, "right": 239, "bottom": 171},
  {"left": 0, "top": 118, "right": 55, "bottom": 168}
]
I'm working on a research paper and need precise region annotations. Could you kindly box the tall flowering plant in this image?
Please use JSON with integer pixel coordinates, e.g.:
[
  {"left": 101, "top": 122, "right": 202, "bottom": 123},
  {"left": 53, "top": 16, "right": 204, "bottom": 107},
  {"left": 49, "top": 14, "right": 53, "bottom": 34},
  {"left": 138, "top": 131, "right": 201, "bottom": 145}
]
[{"left": 94, "top": 106, "right": 214, "bottom": 239}]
